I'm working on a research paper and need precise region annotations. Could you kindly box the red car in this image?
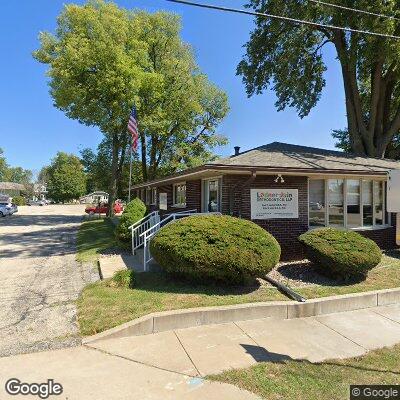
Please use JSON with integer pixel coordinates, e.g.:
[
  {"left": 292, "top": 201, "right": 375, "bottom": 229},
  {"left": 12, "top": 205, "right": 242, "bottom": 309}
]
[{"left": 85, "top": 202, "right": 123, "bottom": 215}]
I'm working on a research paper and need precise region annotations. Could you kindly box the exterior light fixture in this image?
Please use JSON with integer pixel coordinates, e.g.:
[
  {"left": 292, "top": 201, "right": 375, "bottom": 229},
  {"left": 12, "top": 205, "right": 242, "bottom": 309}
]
[{"left": 274, "top": 174, "right": 285, "bottom": 183}]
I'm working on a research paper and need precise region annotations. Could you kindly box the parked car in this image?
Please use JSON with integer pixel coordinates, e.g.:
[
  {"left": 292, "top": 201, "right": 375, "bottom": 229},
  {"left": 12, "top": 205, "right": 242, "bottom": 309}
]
[
  {"left": 9, "top": 203, "right": 18, "bottom": 214},
  {"left": 27, "top": 200, "right": 46, "bottom": 206},
  {"left": 85, "top": 202, "right": 123, "bottom": 215},
  {"left": 0, "top": 203, "right": 12, "bottom": 217}
]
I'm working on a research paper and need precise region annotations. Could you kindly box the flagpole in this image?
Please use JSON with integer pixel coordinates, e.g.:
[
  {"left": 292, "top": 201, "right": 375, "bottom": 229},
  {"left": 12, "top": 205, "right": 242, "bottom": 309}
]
[{"left": 128, "top": 140, "right": 133, "bottom": 203}]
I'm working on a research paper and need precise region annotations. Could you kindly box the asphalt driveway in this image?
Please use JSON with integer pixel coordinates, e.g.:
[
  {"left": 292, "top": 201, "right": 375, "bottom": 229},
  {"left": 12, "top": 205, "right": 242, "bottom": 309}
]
[{"left": 0, "top": 205, "right": 98, "bottom": 357}]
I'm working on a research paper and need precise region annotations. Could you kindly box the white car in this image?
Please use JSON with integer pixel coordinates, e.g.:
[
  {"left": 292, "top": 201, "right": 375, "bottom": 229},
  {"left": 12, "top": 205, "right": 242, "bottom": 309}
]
[{"left": 0, "top": 203, "right": 11, "bottom": 217}]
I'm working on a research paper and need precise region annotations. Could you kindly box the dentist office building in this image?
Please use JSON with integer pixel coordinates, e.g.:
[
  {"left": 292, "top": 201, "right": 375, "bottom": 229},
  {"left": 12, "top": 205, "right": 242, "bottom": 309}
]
[{"left": 131, "top": 142, "right": 399, "bottom": 260}]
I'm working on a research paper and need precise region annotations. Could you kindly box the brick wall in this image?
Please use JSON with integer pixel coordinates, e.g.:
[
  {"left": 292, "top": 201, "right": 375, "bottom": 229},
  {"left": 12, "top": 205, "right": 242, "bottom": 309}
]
[
  {"left": 355, "top": 214, "right": 397, "bottom": 250},
  {"left": 222, "top": 174, "right": 309, "bottom": 260},
  {"left": 148, "top": 179, "right": 202, "bottom": 215}
]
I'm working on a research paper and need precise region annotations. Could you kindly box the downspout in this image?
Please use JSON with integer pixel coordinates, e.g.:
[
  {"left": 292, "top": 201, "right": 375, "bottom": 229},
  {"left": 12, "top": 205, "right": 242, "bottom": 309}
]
[{"left": 229, "top": 170, "right": 257, "bottom": 217}]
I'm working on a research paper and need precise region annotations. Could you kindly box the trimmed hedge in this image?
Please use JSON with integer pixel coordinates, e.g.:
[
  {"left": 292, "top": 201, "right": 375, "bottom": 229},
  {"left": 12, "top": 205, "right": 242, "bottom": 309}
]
[
  {"left": 299, "top": 228, "right": 382, "bottom": 280},
  {"left": 115, "top": 198, "right": 147, "bottom": 244},
  {"left": 12, "top": 196, "right": 26, "bottom": 206},
  {"left": 150, "top": 215, "right": 281, "bottom": 284}
]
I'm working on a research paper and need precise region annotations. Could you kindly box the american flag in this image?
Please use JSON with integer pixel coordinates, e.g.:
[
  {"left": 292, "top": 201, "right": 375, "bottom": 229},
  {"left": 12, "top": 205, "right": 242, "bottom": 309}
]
[{"left": 127, "top": 105, "right": 139, "bottom": 151}]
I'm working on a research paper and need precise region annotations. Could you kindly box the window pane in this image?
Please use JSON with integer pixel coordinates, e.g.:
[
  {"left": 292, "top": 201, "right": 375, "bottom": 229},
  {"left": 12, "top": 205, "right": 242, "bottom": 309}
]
[
  {"left": 328, "top": 179, "right": 344, "bottom": 227},
  {"left": 362, "top": 180, "right": 373, "bottom": 226},
  {"left": 208, "top": 180, "right": 219, "bottom": 212},
  {"left": 347, "top": 179, "right": 361, "bottom": 228},
  {"left": 374, "top": 181, "right": 384, "bottom": 225},
  {"left": 309, "top": 180, "right": 326, "bottom": 227}
]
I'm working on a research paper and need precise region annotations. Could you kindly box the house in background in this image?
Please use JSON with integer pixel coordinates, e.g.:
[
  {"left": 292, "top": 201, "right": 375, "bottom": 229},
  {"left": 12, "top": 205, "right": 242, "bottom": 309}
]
[
  {"left": 131, "top": 142, "right": 399, "bottom": 260},
  {"left": 33, "top": 183, "right": 48, "bottom": 201},
  {"left": 0, "top": 182, "right": 25, "bottom": 202},
  {"left": 80, "top": 191, "right": 109, "bottom": 204}
]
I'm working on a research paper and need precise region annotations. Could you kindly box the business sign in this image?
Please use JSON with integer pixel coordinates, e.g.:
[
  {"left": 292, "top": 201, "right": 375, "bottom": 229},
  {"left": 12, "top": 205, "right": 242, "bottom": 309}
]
[
  {"left": 159, "top": 193, "right": 168, "bottom": 210},
  {"left": 251, "top": 189, "right": 299, "bottom": 219}
]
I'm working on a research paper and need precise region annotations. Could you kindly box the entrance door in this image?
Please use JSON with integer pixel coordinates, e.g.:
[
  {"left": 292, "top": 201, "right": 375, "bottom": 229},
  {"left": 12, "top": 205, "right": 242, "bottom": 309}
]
[{"left": 203, "top": 178, "right": 220, "bottom": 212}]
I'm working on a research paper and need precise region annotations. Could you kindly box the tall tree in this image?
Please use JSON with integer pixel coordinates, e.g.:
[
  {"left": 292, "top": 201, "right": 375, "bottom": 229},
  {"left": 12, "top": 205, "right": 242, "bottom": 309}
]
[
  {"left": 239, "top": 0, "right": 400, "bottom": 158},
  {"left": 0, "top": 149, "right": 8, "bottom": 181},
  {"left": 47, "top": 152, "right": 86, "bottom": 203},
  {"left": 34, "top": 0, "right": 228, "bottom": 215},
  {"left": 80, "top": 137, "right": 142, "bottom": 198}
]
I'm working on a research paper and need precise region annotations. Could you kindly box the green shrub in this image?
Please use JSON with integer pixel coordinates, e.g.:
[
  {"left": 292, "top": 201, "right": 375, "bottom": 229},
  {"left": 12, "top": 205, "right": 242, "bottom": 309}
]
[
  {"left": 299, "top": 228, "right": 382, "bottom": 280},
  {"left": 107, "top": 269, "right": 135, "bottom": 288},
  {"left": 12, "top": 196, "right": 26, "bottom": 206},
  {"left": 150, "top": 215, "right": 281, "bottom": 285},
  {"left": 115, "top": 198, "right": 147, "bottom": 245}
]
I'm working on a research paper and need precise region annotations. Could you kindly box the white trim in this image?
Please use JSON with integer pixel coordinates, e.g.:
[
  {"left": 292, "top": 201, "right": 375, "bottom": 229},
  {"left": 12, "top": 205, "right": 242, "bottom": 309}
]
[
  {"left": 309, "top": 177, "right": 388, "bottom": 230},
  {"left": 172, "top": 182, "right": 187, "bottom": 208},
  {"left": 202, "top": 177, "right": 221, "bottom": 213}
]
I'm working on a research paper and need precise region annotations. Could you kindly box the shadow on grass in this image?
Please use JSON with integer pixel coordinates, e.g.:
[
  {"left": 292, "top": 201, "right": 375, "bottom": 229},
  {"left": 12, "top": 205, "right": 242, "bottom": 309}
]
[
  {"left": 134, "top": 272, "right": 262, "bottom": 296},
  {"left": 240, "top": 344, "right": 400, "bottom": 375}
]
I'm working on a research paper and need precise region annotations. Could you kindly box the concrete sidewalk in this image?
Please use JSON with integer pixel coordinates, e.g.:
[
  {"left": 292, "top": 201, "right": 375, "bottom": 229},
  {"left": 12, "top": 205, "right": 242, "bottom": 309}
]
[{"left": 0, "top": 304, "right": 399, "bottom": 399}]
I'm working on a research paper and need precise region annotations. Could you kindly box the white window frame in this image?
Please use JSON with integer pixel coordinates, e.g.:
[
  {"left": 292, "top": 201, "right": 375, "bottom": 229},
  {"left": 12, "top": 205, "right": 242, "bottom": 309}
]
[
  {"left": 151, "top": 188, "right": 157, "bottom": 205},
  {"left": 172, "top": 182, "right": 186, "bottom": 208},
  {"left": 308, "top": 177, "right": 388, "bottom": 230},
  {"left": 202, "top": 177, "right": 221, "bottom": 213}
]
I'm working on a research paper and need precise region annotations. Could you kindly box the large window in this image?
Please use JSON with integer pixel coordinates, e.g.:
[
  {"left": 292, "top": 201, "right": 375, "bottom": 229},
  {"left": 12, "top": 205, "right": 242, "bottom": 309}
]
[
  {"left": 173, "top": 183, "right": 186, "bottom": 207},
  {"left": 347, "top": 179, "right": 361, "bottom": 228},
  {"left": 309, "top": 180, "right": 326, "bottom": 227},
  {"left": 309, "top": 178, "right": 386, "bottom": 229},
  {"left": 328, "top": 179, "right": 344, "bottom": 227}
]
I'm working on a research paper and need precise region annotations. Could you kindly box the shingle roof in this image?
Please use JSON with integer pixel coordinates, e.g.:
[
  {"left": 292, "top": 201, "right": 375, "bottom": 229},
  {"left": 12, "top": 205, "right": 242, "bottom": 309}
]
[
  {"left": 0, "top": 182, "right": 25, "bottom": 191},
  {"left": 209, "top": 142, "right": 400, "bottom": 172}
]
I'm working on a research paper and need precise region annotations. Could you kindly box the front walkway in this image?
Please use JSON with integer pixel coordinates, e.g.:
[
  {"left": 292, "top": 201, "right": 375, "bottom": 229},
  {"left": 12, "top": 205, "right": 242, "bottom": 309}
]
[{"left": 0, "top": 304, "right": 399, "bottom": 399}]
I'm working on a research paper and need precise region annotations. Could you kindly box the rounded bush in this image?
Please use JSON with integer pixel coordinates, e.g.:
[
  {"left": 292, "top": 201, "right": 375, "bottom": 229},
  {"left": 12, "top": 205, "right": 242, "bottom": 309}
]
[
  {"left": 12, "top": 196, "right": 26, "bottom": 206},
  {"left": 299, "top": 228, "right": 382, "bottom": 280},
  {"left": 115, "top": 198, "right": 147, "bottom": 244},
  {"left": 150, "top": 215, "right": 281, "bottom": 284}
]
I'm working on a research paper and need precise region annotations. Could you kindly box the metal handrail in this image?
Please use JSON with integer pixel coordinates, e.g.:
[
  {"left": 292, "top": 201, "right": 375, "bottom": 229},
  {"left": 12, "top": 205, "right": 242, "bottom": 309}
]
[
  {"left": 139, "top": 210, "right": 208, "bottom": 239},
  {"left": 128, "top": 211, "right": 158, "bottom": 230}
]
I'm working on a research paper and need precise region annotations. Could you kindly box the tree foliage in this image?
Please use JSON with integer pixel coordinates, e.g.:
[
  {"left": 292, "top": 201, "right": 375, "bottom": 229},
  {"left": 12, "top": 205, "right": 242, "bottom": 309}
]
[
  {"left": 47, "top": 152, "right": 86, "bottom": 202},
  {"left": 0, "top": 148, "right": 32, "bottom": 185},
  {"left": 33, "top": 0, "right": 228, "bottom": 213},
  {"left": 239, "top": 0, "right": 400, "bottom": 158}
]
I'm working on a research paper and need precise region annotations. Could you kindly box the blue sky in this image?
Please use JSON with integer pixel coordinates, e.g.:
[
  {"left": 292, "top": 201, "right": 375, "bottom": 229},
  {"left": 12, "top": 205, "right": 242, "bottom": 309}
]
[{"left": 0, "top": 0, "right": 346, "bottom": 174}]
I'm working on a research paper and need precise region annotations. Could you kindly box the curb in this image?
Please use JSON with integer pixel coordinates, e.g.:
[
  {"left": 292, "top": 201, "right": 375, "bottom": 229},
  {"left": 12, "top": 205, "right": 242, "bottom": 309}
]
[{"left": 82, "top": 287, "right": 400, "bottom": 344}]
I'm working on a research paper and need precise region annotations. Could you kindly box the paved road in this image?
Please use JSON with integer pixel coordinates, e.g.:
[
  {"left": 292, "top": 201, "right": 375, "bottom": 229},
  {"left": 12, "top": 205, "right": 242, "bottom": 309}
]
[
  {"left": 0, "top": 305, "right": 398, "bottom": 399},
  {"left": 0, "top": 205, "right": 98, "bottom": 357}
]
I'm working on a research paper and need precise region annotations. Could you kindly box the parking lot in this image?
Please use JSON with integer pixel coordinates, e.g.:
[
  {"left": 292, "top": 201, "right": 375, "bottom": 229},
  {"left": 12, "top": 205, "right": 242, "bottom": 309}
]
[{"left": 0, "top": 205, "right": 98, "bottom": 357}]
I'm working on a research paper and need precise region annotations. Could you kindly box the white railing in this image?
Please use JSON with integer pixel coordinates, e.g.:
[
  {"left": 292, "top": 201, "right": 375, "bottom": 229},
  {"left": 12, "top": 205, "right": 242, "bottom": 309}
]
[
  {"left": 129, "top": 211, "right": 160, "bottom": 254},
  {"left": 140, "top": 211, "right": 222, "bottom": 271}
]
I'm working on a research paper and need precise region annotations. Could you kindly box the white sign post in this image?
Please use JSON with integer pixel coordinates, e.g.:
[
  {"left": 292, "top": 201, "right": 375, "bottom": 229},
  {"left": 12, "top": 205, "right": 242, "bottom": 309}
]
[
  {"left": 250, "top": 189, "right": 299, "bottom": 220},
  {"left": 159, "top": 193, "right": 168, "bottom": 210}
]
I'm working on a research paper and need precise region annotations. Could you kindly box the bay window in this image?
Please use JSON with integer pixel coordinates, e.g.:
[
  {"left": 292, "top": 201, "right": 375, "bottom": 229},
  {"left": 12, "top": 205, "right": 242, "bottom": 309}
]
[
  {"left": 328, "top": 179, "right": 344, "bottom": 227},
  {"left": 309, "top": 179, "right": 326, "bottom": 227},
  {"left": 346, "top": 179, "right": 361, "bottom": 228},
  {"left": 309, "top": 178, "right": 387, "bottom": 229}
]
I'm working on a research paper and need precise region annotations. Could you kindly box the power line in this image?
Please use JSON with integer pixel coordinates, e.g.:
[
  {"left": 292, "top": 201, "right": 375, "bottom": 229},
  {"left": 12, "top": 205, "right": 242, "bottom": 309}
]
[
  {"left": 308, "top": 0, "right": 400, "bottom": 22},
  {"left": 167, "top": 0, "right": 400, "bottom": 39}
]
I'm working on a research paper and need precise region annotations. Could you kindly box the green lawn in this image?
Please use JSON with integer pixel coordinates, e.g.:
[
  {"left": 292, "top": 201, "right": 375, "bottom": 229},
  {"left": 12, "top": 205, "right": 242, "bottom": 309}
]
[
  {"left": 297, "top": 252, "right": 400, "bottom": 299},
  {"left": 76, "top": 218, "right": 400, "bottom": 336},
  {"left": 77, "top": 273, "right": 286, "bottom": 336},
  {"left": 76, "top": 218, "right": 117, "bottom": 263},
  {"left": 209, "top": 344, "right": 400, "bottom": 400}
]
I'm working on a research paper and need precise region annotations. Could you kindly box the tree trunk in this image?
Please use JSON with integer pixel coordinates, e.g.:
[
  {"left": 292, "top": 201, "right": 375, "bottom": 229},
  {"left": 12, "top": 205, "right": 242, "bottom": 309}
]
[{"left": 107, "top": 132, "right": 119, "bottom": 217}]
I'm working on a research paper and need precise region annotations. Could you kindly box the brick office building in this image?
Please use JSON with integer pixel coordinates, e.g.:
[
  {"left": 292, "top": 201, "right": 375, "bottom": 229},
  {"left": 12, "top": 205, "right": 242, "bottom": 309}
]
[{"left": 131, "top": 142, "right": 399, "bottom": 260}]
